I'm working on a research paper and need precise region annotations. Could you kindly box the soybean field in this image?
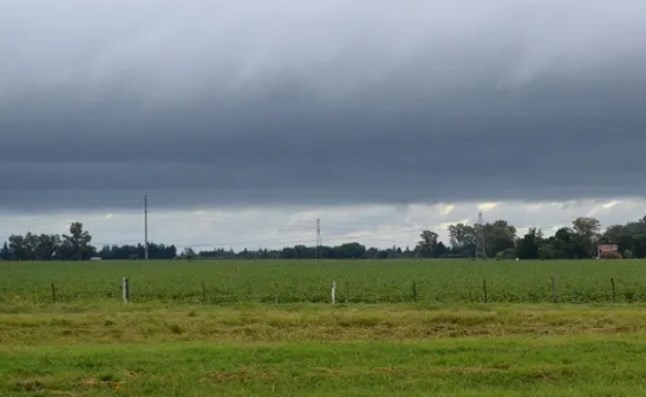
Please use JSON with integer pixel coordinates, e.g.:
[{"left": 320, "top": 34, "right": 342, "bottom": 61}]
[{"left": 1, "top": 259, "right": 645, "bottom": 305}]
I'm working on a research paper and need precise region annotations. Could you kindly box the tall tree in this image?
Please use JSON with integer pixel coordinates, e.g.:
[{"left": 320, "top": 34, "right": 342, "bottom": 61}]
[
  {"left": 61, "top": 222, "right": 94, "bottom": 260},
  {"left": 416, "top": 230, "right": 439, "bottom": 258},
  {"left": 483, "top": 220, "right": 516, "bottom": 257},
  {"left": 8, "top": 235, "right": 28, "bottom": 260},
  {"left": 516, "top": 228, "right": 542, "bottom": 259},
  {"left": 448, "top": 224, "right": 476, "bottom": 257},
  {"left": 572, "top": 217, "right": 601, "bottom": 257},
  {"left": 34, "top": 234, "right": 61, "bottom": 260},
  {"left": 0, "top": 242, "right": 11, "bottom": 260}
]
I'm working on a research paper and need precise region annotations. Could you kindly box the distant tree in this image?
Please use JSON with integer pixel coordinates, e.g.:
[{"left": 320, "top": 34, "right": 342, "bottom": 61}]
[
  {"left": 416, "top": 230, "right": 439, "bottom": 258},
  {"left": 483, "top": 220, "right": 516, "bottom": 258},
  {"left": 8, "top": 234, "right": 28, "bottom": 260},
  {"left": 334, "top": 242, "right": 366, "bottom": 259},
  {"left": 432, "top": 241, "right": 448, "bottom": 258},
  {"left": 538, "top": 243, "right": 564, "bottom": 260},
  {"left": 60, "top": 222, "right": 95, "bottom": 260},
  {"left": 182, "top": 247, "right": 197, "bottom": 260},
  {"left": 0, "top": 242, "right": 10, "bottom": 260},
  {"left": 516, "top": 228, "right": 542, "bottom": 259},
  {"left": 23, "top": 233, "right": 39, "bottom": 259},
  {"left": 34, "top": 234, "right": 60, "bottom": 260},
  {"left": 496, "top": 248, "right": 517, "bottom": 259},
  {"left": 572, "top": 217, "right": 601, "bottom": 258},
  {"left": 601, "top": 216, "right": 646, "bottom": 258},
  {"left": 448, "top": 223, "right": 476, "bottom": 257}
]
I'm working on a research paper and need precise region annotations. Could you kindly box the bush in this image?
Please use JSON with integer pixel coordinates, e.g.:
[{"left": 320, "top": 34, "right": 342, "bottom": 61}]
[
  {"left": 600, "top": 251, "right": 622, "bottom": 260},
  {"left": 496, "top": 248, "right": 517, "bottom": 260}
]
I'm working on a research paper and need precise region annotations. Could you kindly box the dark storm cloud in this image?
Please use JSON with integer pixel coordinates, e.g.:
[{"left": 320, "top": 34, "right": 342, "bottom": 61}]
[{"left": 1, "top": 0, "right": 646, "bottom": 210}]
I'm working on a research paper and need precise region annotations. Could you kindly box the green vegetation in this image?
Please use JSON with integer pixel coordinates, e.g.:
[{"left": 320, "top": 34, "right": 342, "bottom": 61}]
[
  {"left": 3, "top": 261, "right": 646, "bottom": 396},
  {"left": 1, "top": 259, "right": 646, "bottom": 304},
  {"left": 2, "top": 304, "right": 646, "bottom": 396}
]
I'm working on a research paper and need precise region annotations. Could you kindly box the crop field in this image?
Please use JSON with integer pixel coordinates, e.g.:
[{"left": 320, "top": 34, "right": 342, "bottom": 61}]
[
  {"left": 3, "top": 259, "right": 646, "bottom": 396},
  {"left": 1, "top": 259, "right": 646, "bottom": 304}
]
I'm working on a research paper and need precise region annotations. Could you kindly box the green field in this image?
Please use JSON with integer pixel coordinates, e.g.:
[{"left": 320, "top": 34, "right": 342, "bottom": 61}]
[
  {"left": 1, "top": 259, "right": 646, "bottom": 304},
  {"left": 2, "top": 260, "right": 646, "bottom": 396}
]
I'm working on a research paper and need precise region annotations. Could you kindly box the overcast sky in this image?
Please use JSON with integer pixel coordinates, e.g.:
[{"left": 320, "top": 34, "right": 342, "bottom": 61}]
[{"left": 2, "top": 0, "right": 646, "bottom": 249}]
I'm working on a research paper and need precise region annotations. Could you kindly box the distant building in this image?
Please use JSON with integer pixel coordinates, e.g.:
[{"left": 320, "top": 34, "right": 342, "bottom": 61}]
[{"left": 597, "top": 244, "right": 619, "bottom": 259}]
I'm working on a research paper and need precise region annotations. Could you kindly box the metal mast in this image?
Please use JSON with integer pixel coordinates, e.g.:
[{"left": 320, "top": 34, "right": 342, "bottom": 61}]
[
  {"left": 475, "top": 212, "right": 486, "bottom": 260},
  {"left": 315, "top": 218, "right": 322, "bottom": 259},
  {"left": 144, "top": 195, "right": 149, "bottom": 260}
]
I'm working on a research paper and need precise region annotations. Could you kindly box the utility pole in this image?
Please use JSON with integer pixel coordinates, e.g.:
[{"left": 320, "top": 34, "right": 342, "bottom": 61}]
[
  {"left": 475, "top": 212, "right": 486, "bottom": 260},
  {"left": 144, "top": 194, "right": 149, "bottom": 261},
  {"left": 315, "top": 218, "right": 322, "bottom": 260}
]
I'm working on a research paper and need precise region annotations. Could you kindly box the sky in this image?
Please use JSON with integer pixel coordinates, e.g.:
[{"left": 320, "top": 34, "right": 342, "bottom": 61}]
[{"left": 2, "top": 0, "right": 646, "bottom": 250}]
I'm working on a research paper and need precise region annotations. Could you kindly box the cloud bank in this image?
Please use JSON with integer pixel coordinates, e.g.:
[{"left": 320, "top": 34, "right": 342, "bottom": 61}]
[{"left": 1, "top": 0, "right": 646, "bottom": 211}]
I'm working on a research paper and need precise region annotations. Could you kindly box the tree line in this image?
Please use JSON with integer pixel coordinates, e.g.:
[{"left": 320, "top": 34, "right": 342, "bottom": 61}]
[
  {"left": 2, "top": 215, "right": 646, "bottom": 261},
  {"left": 198, "top": 216, "right": 646, "bottom": 260},
  {"left": 0, "top": 222, "right": 177, "bottom": 261}
]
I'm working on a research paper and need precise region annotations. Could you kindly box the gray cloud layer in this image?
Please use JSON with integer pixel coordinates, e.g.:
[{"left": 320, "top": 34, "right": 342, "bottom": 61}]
[{"left": 2, "top": 0, "right": 646, "bottom": 210}]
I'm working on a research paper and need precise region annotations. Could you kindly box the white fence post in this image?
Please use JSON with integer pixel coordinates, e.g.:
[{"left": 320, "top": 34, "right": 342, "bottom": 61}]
[
  {"left": 122, "top": 277, "right": 129, "bottom": 304},
  {"left": 331, "top": 281, "right": 336, "bottom": 304}
]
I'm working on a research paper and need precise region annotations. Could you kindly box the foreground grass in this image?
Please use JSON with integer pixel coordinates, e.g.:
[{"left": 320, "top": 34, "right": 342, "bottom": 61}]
[
  {"left": 3, "top": 336, "right": 646, "bottom": 396},
  {"left": 3, "top": 304, "right": 646, "bottom": 396}
]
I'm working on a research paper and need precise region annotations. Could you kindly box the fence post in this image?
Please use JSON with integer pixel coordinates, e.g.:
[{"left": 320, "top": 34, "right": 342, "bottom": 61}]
[
  {"left": 122, "top": 277, "right": 129, "bottom": 304},
  {"left": 551, "top": 275, "right": 558, "bottom": 304},
  {"left": 201, "top": 282, "right": 207, "bottom": 304},
  {"left": 331, "top": 281, "right": 336, "bottom": 304},
  {"left": 412, "top": 281, "right": 418, "bottom": 302},
  {"left": 611, "top": 278, "right": 616, "bottom": 302},
  {"left": 274, "top": 282, "right": 279, "bottom": 304},
  {"left": 482, "top": 279, "right": 488, "bottom": 303},
  {"left": 51, "top": 282, "right": 57, "bottom": 303}
]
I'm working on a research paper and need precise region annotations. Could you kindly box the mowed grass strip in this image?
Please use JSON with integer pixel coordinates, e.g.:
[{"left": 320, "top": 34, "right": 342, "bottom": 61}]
[
  {"left": 1, "top": 304, "right": 646, "bottom": 345},
  {"left": 2, "top": 336, "right": 646, "bottom": 397}
]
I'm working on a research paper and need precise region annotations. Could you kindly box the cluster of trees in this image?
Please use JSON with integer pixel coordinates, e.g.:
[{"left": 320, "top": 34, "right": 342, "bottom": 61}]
[
  {"left": 98, "top": 243, "right": 177, "bottom": 260},
  {"left": 199, "top": 242, "right": 396, "bottom": 259},
  {"left": 417, "top": 216, "right": 646, "bottom": 260},
  {"left": 415, "top": 220, "right": 517, "bottom": 259},
  {"left": 0, "top": 223, "right": 96, "bottom": 261},
  {"left": 1, "top": 223, "right": 177, "bottom": 261}
]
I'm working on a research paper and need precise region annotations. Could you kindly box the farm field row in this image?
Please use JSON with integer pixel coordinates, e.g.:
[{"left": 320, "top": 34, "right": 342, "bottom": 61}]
[{"left": 1, "top": 259, "right": 646, "bottom": 304}]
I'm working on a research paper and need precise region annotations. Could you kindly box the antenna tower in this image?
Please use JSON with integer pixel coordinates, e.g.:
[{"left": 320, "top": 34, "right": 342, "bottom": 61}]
[
  {"left": 475, "top": 212, "right": 486, "bottom": 260},
  {"left": 144, "top": 195, "right": 149, "bottom": 261},
  {"left": 315, "top": 218, "right": 322, "bottom": 259}
]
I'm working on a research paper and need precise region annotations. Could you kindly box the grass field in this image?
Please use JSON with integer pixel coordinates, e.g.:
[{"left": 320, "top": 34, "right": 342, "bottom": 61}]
[{"left": 2, "top": 260, "right": 646, "bottom": 396}]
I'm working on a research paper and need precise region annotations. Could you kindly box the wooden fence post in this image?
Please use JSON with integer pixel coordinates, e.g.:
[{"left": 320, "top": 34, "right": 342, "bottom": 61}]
[
  {"left": 51, "top": 282, "right": 57, "bottom": 303},
  {"left": 482, "top": 279, "right": 488, "bottom": 303},
  {"left": 551, "top": 275, "right": 558, "bottom": 303},
  {"left": 611, "top": 278, "right": 616, "bottom": 302},
  {"left": 201, "top": 282, "right": 207, "bottom": 304},
  {"left": 331, "top": 281, "right": 336, "bottom": 304},
  {"left": 122, "top": 277, "right": 129, "bottom": 304}
]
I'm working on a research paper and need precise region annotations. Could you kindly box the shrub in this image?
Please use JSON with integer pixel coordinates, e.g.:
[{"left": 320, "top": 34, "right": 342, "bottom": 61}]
[{"left": 600, "top": 251, "right": 622, "bottom": 260}]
